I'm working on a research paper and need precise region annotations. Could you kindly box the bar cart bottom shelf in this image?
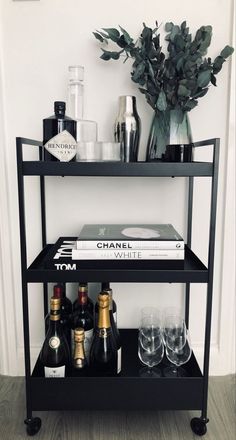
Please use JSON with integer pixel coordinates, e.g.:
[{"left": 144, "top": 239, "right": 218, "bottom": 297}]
[{"left": 30, "top": 329, "right": 203, "bottom": 412}]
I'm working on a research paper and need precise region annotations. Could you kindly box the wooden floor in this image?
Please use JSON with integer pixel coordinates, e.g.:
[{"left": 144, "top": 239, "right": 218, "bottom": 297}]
[{"left": 0, "top": 375, "right": 235, "bottom": 439}]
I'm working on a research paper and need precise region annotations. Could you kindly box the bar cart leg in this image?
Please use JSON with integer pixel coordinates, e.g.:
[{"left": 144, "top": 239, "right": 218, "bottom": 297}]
[
  {"left": 21, "top": 280, "right": 42, "bottom": 436},
  {"left": 22, "top": 280, "right": 42, "bottom": 436},
  {"left": 190, "top": 139, "right": 220, "bottom": 436},
  {"left": 16, "top": 138, "right": 42, "bottom": 435},
  {"left": 186, "top": 169, "right": 208, "bottom": 435}
]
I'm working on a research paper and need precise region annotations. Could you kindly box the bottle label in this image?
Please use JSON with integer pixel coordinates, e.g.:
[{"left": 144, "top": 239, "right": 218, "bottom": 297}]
[
  {"left": 44, "top": 130, "right": 77, "bottom": 162},
  {"left": 117, "top": 347, "right": 122, "bottom": 374},
  {"left": 49, "top": 336, "right": 60, "bottom": 349},
  {"left": 44, "top": 366, "right": 65, "bottom": 378}
]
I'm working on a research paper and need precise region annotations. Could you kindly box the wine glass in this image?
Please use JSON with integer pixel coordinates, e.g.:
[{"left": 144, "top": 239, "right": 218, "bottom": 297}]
[
  {"left": 162, "top": 315, "right": 187, "bottom": 351},
  {"left": 138, "top": 313, "right": 164, "bottom": 377},
  {"left": 164, "top": 331, "right": 192, "bottom": 377},
  {"left": 141, "top": 306, "right": 158, "bottom": 320}
]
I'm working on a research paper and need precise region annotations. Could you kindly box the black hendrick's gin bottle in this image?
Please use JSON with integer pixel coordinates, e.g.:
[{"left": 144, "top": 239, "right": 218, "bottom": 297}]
[{"left": 43, "top": 101, "right": 77, "bottom": 162}]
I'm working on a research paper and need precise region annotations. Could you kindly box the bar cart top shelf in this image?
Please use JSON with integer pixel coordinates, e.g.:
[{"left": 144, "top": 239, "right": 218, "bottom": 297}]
[
  {"left": 17, "top": 137, "right": 219, "bottom": 178},
  {"left": 22, "top": 160, "right": 213, "bottom": 177}
]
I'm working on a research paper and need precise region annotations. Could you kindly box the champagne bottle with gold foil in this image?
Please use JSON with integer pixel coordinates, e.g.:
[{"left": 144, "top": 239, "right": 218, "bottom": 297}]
[
  {"left": 95, "top": 286, "right": 122, "bottom": 374},
  {"left": 45, "top": 283, "right": 72, "bottom": 347},
  {"left": 40, "top": 298, "right": 70, "bottom": 378},
  {"left": 101, "top": 282, "right": 117, "bottom": 322},
  {"left": 90, "top": 293, "right": 118, "bottom": 376},
  {"left": 72, "top": 328, "right": 88, "bottom": 371}
]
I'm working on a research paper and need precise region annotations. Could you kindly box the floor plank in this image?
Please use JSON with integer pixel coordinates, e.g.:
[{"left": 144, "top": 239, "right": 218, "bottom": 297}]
[{"left": 0, "top": 375, "right": 235, "bottom": 439}]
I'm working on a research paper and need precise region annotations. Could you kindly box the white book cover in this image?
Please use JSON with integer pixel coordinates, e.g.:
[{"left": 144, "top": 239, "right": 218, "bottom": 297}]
[
  {"left": 72, "top": 249, "right": 185, "bottom": 261},
  {"left": 76, "top": 240, "right": 184, "bottom": 250}
]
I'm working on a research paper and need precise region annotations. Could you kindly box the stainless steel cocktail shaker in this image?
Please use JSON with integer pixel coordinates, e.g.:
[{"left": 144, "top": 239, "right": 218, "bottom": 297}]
[{"left": 114, "top": 95, "right": 141, "bottom": 162}]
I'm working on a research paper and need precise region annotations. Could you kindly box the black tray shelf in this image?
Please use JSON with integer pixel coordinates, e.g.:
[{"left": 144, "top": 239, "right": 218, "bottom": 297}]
[
  {"left": 22, "top": 160, "right": 213, "bottom": 177},
  {"left": 30, "top": 329, "right": 203, "bottom": 411},
  {"left": 26, "top": 244, "right": 208, "bottom": 283}
]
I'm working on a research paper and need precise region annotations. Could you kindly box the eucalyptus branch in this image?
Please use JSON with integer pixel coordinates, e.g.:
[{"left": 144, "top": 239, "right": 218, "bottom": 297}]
[{"left": 93, "top": 22, "right": 234, "bottom": 115}]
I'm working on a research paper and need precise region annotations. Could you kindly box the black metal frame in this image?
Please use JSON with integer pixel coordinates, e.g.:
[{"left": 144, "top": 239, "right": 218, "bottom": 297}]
[{"left": 16, "top": 137, "right": 219, "bottom": 435}]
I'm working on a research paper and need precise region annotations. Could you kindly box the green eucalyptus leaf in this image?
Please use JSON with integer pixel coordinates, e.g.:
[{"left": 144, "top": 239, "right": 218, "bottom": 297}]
[
  {"left": 177, "top": 84, "right": 190, "bottom": 97},
  {"left": 195, "top": 29, "right": 203, "bottom": 42},
  {"left": 174, "top": 35, "right": 185, "bottom": 51},
  {"left": 181, "top": 79, "right": 197, "bottom": 90},
  {"left": 190, "top": 41, "right": 199, "bottom": 54},
  {"left": 213, "top": 56, "right": 225, "bottom": 74},
  {"left": 139, "top": 87, "right": 147, "bottom": 95},
  {"left": 132, "top": 61, "right": 146, "bottom": 81},
  {"left": 142, "top": 25, "right": 153, "bottom": 41},
  {"left": 93, "top": 32, "right": 107, "bottom": 43},
  {"left": 139, "top": 77, "right": 146, "bottom": 86},
  {"left": 147, "top": 61, "right": 155, "bottom": 80},
  {"left": 204, "top": 25, "right": 212, "bottom": 33},
  {"left": 110, "top": 51, "right": 122, "bottom": 60},
  {"left": 148, "top": 47, "right": 159, "bottom": 59},
  {"left": 192, "top": 87, "right": 208, "bottom": 98},
  {"left": 153, "top": 34, "right": 160, "bottom": 49},
  {"left": 186, "top": 33, "right": 191, "bottom": 43},
  {"left": 220, "top": 45, "right": 234, "bottom": 59},
  {"left": 117, "top": 35, "right": 128, "bottom": 48},
  {"left": 179, "top": 79, "right": 188, "bottom": 85},
  {"left": 156, "top": 90, "right": 167, "bottom": 111},
  {"left": 176, "top": 57, "right": 184, "bottom": 71},
  {"left": 165, "top": 22, "right": 174, "bottom": 32},
  {"left": 119, "top": 26, "right": 133, "bottom": 45},
  {"left": 181, "top": 21, "right": 187, "bottom": 31},
  {"left": 198, "top": 33, "right": 212, "bottom": 55},
  {"left": 146, "top": 92, "right": 157, "bottom": 109},
  {"left": 169, "top": 25, "right": 180, "bottom": 42},
  {"left": 202, "top": 31, "right": 212, "bottom": 47},
  {"left": 102, "top": 28, "right": 120, "bottom": 42},
  {"left": 183, "top": 99, "right": 198, "bottom": 111},
  {"left": 211, "top": 73, "right": 217, "bottom": 86},
  {"left": 100, "top": 51, "right": 111, "bottom": 61},
  {"left": 197, "top": 69, "right": 211, "bottom": 87},
  {"left": 98, "top": 30, "right": 113, "bottom": 39},
  {"left": 100, "top": 49, "right": 121, "bottom": 61},
  {"left": 147, "top": 79, "right": 157, "bottom": 96}
]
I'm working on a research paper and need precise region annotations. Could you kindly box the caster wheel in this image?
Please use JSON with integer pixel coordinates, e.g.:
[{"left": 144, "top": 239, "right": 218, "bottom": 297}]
[
  {"left": 24, "top": 417, "right": 42, "bottom": 436},
  {"left": 190, "top": 417, "right": 208, "bottom": 436}
]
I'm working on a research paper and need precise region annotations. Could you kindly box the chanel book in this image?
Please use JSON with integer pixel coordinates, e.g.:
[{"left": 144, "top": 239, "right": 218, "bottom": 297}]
[{"left": 76, "top": 224, "right": 184, "bottom": 250}]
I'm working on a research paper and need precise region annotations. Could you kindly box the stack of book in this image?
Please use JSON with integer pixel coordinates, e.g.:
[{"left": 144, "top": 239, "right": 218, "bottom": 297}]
[{"left": 72, "top": 224, "right": 185, "bottom": 265}]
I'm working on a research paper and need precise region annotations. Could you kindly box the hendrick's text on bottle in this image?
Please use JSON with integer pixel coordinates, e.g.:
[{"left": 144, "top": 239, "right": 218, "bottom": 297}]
[{"left": 43, "top": 101, "right": 77, "bottom": 162}]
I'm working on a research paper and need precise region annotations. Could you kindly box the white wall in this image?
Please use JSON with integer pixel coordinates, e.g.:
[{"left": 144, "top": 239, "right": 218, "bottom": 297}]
[{"left": 0, "top": 0, "right": 234, "bottom": 376}]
